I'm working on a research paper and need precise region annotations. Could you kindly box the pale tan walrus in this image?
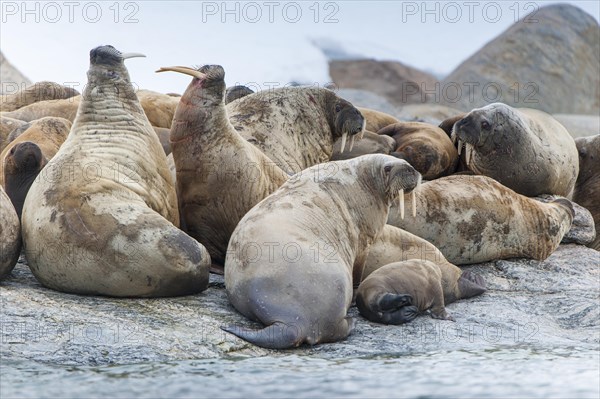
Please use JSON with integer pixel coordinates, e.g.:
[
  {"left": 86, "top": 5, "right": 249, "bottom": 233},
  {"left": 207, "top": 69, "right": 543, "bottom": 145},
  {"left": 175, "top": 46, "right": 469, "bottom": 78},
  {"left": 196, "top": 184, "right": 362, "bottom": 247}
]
[
  {"left": 223, "top": 154, "right": 422, "bottom": 348},
  {"left": 21, "top": 45, "right": 210, "bottom": 297}
]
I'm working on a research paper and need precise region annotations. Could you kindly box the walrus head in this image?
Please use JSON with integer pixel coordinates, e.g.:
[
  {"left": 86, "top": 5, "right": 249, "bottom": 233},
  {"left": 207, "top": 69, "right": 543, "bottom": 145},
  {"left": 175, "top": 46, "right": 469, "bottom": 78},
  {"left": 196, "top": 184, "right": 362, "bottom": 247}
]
[
  {"left": 4, "top": 141, "right": 47, "bottom": 218},
  {"left": 331, "top": 98, "right": 366, "bottom": 153},
  {"left": 451, "top": 103, "right": 525, "bottom": 167},
  {"left": 361, "top": 154, "right": 421, "bottom": 219},
  {"left": 85, "top": 45, "right": 145, "bottom": 100},
  {"left": 156, "top": 65, "right": 226, "bottom": 107},
  {"left": 225, "top": 85, "right": 255, "bottom": 104}
]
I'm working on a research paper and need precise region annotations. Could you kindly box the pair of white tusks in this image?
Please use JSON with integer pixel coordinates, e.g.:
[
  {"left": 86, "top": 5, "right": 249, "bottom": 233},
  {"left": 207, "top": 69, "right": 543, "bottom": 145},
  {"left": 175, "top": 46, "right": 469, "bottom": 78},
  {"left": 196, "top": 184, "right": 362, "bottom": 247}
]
[
  {"left": 339, "top": 133, "right": 356, "bottom": 154},
  {"left": 398, "top": 189, "right": 417, "bottom": 219},
  {"left": 339, "top": 127, "right": 365, "bottom": 154},
  {"left": 454, "top": 136, "right": 473, "bottom": 167}
]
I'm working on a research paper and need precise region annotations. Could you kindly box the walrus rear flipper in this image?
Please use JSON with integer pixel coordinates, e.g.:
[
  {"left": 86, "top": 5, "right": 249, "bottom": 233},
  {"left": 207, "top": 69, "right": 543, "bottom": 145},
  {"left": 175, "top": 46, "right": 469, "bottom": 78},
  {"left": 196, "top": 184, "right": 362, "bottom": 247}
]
[
  {"left": 221, "top": 322, "right": 304, "bottom": 349},
  {"left": 457, "top": 270, "right": 487, "bottom": 300}
]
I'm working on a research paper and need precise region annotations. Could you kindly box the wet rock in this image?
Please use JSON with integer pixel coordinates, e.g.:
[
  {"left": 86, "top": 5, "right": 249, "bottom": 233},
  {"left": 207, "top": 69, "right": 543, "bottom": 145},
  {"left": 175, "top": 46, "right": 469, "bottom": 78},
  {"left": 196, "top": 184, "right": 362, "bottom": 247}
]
[
  {"left": 441, "top": 4, "right": 600, "bottom": 115},
  {"left": 1, "top": 244, "right": 598, "bottom": 365}
]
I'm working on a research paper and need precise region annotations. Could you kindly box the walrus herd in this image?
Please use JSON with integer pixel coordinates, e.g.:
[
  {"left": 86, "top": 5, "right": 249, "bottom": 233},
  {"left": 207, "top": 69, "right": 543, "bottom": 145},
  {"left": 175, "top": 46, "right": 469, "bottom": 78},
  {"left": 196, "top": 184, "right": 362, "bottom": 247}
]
[{"left": 1, "top": 45, "right": 597, "bottom": 349}]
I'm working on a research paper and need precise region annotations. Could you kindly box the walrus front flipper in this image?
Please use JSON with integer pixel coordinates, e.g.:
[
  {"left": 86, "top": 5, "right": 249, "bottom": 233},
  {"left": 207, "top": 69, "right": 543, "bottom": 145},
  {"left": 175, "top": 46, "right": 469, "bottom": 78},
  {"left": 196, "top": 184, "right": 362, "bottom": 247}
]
[
  {"left": 356, "top": 292, "right": 419, "bottom": 325},
  {"left": 378, "top": 293, "right": 413, "bottom": 311},
  {"left": 221, "top": 322, "right": 304, "bottom": 349}
]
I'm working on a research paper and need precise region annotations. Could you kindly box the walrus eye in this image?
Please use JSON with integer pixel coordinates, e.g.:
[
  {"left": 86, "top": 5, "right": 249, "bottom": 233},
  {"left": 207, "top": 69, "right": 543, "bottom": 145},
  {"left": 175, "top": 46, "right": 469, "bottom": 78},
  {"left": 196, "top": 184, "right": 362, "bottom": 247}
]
[
  {"left": 481, "top": 121, "right": 490, "bottom": 130},
  {"left": 335, "top": 104, "right": 341, "bottom": 113},
  {"left": 384, "top": 165, "right": 392, "bottom": 173}
]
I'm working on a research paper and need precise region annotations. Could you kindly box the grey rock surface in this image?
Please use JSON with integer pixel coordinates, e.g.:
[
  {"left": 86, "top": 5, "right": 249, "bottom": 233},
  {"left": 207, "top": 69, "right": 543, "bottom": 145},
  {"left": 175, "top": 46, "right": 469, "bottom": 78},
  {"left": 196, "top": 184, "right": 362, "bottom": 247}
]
[
  {"left": 0, "top": 52, "right": 31, "bottom": 93},
  {"left": 1, "top": 244, "right": 598, "bottom": 366},
  {"left": 335, "top": 88, "right": 400, "bottom": 116},
  {"left": 329, "top": 59, "right": 439, "bottom": 108},
  {"left": 553, "top": 115, "right": 600, "bottom": 139},
  {"left": 441, "top": 4, "right": 600, "bottom": 115}
]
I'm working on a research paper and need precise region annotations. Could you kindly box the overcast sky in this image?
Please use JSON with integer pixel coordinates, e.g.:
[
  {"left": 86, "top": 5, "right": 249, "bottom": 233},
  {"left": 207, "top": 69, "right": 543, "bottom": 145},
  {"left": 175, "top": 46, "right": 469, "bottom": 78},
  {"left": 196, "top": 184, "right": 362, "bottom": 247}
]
[{"left": 1, "top": 1, "right": 599, "bottom": 94}]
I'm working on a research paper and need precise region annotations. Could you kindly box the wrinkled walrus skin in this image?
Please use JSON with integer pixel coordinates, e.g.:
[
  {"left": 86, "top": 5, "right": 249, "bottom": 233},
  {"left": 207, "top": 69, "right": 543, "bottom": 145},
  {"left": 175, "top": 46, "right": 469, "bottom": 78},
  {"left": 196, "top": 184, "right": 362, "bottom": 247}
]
[
  {"left": 21, "top": 46, "right": 210, "bottom": 297},
  {"left": 388, "top": 175, "right": 574, "bottom": 264},
  {"left": 223, "top": 154, "right": 421, "bottom": 349}
]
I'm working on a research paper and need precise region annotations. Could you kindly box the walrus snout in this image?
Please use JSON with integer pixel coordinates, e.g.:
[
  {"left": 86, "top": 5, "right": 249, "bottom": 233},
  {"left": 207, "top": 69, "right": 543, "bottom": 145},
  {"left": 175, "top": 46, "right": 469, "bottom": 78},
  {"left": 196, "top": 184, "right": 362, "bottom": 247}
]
[{"left": 384, "top": 160, "right": 421, "bottom": 219}]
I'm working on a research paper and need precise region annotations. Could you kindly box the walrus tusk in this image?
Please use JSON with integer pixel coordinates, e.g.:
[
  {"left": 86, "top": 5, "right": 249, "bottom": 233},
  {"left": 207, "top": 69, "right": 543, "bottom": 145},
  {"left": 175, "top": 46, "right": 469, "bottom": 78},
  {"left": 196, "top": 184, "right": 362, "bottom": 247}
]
[
  {"left": 340, "top": 133, "right": 347, "bottom": 154},
  {"left": 451, "top": 132, "right": 457, "bottom": 144},
  {"left": 412, "top": 190, "right": 417, "bottom": 218},
  {"left": 156, "top": 66, "right": 206, "bottom": 80},
  {"left": 399, "top": 189, "right": 404, "bottom": 220},
  {"left": 458, "top": 139, "right": 463, "bottom": 156},
  {"left": 465, "top": 144, "right": 472, "bottom": 166},
  {"left": 121, "top": 52, "right": 146, "bottom": 59},
  {"left": 348, "top": 135, "right": 355, "bottom": 152}
]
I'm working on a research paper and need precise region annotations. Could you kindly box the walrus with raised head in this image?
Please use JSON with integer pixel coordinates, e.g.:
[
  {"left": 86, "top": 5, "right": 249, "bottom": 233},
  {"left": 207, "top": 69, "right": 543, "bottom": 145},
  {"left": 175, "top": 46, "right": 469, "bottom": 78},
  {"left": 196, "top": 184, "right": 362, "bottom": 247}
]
[
  {"left": 0, "top": 186, "right": 21, "bottom": 280},
  {"left": 226, "top": 86, "right": 365, "bottom": 174},
  {"left": 0, "top": 116, "right": 71, "bottom": 187},
  {"left": 388, "top": 175, "right": 574, "bottom": 264},
  {"left": 574, "top": 135, "right": 600, "bottom": 250},
  {"left": 156, "top": 65, "right": 288, "bottom": 267},
  {"left": 357, "top": 260, "right": 485, "bottom": 324},
  {"left": 451, "top": 103, "right": 579, "bottom": 197},
  {"left": 379, "top": 122, "right": 459, "bottom": 180},
  {"left": 223, "top": 154, "right": 421, "bottom": 349},
  {"left": 21, "top": 46, "right": 210, "bottom": 297},
  {"left": 0, "top": 81, "right": 80, "bottom": 112}
]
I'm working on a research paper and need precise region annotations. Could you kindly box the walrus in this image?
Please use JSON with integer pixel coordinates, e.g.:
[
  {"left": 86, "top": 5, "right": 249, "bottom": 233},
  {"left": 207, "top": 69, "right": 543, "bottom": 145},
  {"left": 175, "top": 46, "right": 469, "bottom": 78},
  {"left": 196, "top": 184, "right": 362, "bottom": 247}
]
[
  {"left": 153, "top": 126, "right": 171, "bottom": 155},
  {"left": 227, "top": 86, "right": 366, "bottom": 174},
  {"left": 0, "top": 81, "right": 80, "bottom": 112},
  {"left": 574, "top": 135, "right": 600, "bottom": 250},
  {"left": 0, "top": 186, "right": 21, "bottom": 280},
  {"left": 388, "top": 175, "right": 574, "bottom": 264},
  {"left": 2, "top": 89, "right": 178, "bottom": 130},
  {"left": 156, "top": 65, "right": 288, "bottom": 267},
  {"left": 379, "top": 122, "right": 459, "bottom": 180},
  {"left": 1, "top": 96, "right": 81, "bottom": 123},
  {"left": 330, "top": 130, "right": 396, "bottom": 160},
  {"left": 360, "top": 224, "right": 487, "bottom": 325},
  {"left": 451, "top": 103, "right": 579, "bottom": 197},
  {"left": 0, "top": 116, "right": 71, "bottom": 187},
  {"left": 356, "top": 260, "right": 486, "bottom": 324},
  {"left": 21, "top": 45, "right": 210, "bottom": 297},
  {"left": 356, "top": 107, "right": 399, "bottom": 132},
  {"left": 438, "top": 113, "right": 466, "bottom": 139},
  {"left": 225, "top": 85, "right": 254, "bottom": 104},
  {"left": 3, "top": 142, "right": 47, "bottom": 218},
  {"left": 136, "top": 89, "right": 179, "bottom": 129},
  {"left": 0, "top": 116, "right": 27, "bottom": 152},
  {"left": 223, "top": 154, "right": 422, "bottom": 348}
]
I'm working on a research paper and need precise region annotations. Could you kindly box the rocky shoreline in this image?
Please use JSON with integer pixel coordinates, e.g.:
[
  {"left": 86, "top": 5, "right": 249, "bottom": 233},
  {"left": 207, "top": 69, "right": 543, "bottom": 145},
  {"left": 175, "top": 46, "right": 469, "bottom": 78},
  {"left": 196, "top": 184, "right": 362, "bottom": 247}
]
[{"left": 2, "top": 244, "right": 598, "bottom": 366}]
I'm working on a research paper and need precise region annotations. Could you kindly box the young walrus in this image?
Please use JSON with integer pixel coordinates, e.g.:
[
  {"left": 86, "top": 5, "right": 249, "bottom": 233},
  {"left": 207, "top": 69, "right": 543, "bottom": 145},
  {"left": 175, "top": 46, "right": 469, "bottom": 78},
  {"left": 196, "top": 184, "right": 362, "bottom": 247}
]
[{"left": 357, "top": 259, "right": 485, "bottom": 325}]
